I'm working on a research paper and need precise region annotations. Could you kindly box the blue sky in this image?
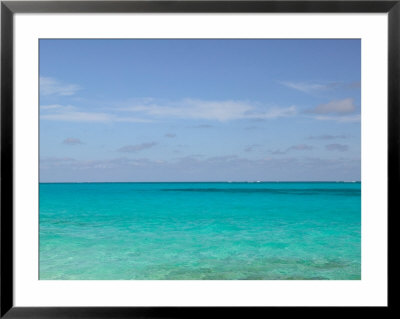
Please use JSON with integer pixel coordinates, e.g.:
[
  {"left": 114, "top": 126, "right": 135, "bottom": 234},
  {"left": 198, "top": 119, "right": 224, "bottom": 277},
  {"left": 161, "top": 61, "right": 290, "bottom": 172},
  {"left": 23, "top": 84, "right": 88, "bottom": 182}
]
[{"left": 39, "top": 39, "right": 361, "bottom": 182}]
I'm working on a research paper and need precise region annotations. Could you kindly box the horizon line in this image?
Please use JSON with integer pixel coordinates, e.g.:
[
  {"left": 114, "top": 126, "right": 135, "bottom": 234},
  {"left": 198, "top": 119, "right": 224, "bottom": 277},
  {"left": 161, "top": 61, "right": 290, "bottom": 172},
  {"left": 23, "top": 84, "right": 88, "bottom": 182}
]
[{"left": 39, "top": 181, "right": 361, "bottom": 184}]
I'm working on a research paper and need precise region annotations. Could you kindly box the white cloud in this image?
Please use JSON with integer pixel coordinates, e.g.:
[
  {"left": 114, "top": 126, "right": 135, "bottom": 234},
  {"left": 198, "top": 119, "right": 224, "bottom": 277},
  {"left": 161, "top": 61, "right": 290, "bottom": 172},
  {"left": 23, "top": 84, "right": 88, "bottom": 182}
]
[
  {"left": 40, "top": 98, "right": 297, "bottom": 123},
  {"left": 312, "top": 114, "right": 361, "bottom": 123},
  {"left": 42, "top": 111, "right": 113, "bottom": 122},
  {"left": 40, "top": 104, "right": 65, "bottom": 110},
  {"left": 256, "top": 106, "right": 297, "bottom": 119},
  {"left": 120, "top": 99, "right": 251, "bottom": 121},
  {"left": 118, "top": 99, "right": 297, "bottom": 122},
  {"left": 40, "top": 98, "right": 358, "bottom": 124},
  {"left": 280, "top": 81, "right": 361, "bottom": 94},
  {"left": 305, "top": 98, "right": 356, "bottom": 114},
  {"left": 40, "top": 77, "right": 81, "bottom": 96},
  {"left": 40, "top": 104, "right": 151, "bottom": 123},
  {"left": 280, "top": 81, "right": 328, "bottom": 94}
]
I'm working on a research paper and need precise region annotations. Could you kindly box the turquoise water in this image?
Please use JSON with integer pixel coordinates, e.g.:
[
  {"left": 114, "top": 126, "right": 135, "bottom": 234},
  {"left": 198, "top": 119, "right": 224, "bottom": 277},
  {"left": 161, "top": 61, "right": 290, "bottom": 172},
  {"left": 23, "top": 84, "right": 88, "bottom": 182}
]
[{"left": 39, "top": 182, "right": 361, "bottom": 280}]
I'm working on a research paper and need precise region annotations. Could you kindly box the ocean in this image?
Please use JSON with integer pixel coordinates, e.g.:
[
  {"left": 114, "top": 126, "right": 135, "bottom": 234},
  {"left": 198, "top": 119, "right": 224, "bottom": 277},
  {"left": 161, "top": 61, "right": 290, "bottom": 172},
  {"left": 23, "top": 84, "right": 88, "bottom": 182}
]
[{"left": 39, "top": 182, "right": 361, "bottom": 280}]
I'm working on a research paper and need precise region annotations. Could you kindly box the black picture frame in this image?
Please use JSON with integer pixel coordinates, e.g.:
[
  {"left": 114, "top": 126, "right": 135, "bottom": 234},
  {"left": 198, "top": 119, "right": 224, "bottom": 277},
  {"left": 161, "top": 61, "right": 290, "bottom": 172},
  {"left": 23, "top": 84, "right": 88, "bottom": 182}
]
[{"left": 1, "top": 1, "right": 396, "bottom": 317}]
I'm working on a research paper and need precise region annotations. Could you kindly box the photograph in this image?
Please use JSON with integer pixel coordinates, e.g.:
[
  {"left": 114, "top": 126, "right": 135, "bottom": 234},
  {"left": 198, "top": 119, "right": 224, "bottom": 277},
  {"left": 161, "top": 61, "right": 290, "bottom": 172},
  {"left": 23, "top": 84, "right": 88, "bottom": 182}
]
[{"left": 39, "top": 39, "right": 361, "bottom": 280}]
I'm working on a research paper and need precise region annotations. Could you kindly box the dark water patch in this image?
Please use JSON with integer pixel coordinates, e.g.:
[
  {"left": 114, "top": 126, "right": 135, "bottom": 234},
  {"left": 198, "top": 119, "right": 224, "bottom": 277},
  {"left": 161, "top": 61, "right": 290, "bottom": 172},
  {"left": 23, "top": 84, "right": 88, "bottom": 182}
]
[
  {"left": 311, "top": 260, "right": 348, "bottom": 269},
  {"left": 281, "top": 276, "right": 329, "bottom": 280},
  {"left": 162, "top": 188, "right": 360, "bottom": 196},
  {"left": 42, "top": 219, "right": 108, "bottom": 228}
]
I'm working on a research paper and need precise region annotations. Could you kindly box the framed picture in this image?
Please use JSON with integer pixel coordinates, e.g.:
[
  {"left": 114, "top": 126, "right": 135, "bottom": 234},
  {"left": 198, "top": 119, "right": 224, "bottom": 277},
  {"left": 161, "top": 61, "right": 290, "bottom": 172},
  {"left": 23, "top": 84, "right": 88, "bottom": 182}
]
[{"left": 1, "top": 0, "right": 395, "bottom": 316}]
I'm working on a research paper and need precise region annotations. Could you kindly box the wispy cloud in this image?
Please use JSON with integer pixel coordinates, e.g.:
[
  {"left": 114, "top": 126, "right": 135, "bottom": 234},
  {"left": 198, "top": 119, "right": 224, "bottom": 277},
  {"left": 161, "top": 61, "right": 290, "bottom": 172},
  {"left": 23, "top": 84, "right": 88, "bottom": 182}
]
[
  {"left": 117, "top": 142, "right": 157, "bottom": 153},
  {"left": 280, "top": 81, "right": 328, "bottom": 94},
  {"left": 42, "top": 110, "right": 113, "bottom": 122},
  {"left": 287, "top": 144, "right": 314, "bottom": 151},
  {"left": 40, "top": 97, "right": 359, "bottom": 124},
  {"left": 312, "top": 114, "right": 361, "bottom": 123},
  {"left": 62, "top": 138, "right": 83, "bottom": 145},
  {"left": 244, "top": 144, "right": 261, "bottom": 152},
  {"left": 269, "top": 149, "right": 287, "bottom": 155},
  {"left": 40, "top": 157, "right": 77, "bottom": 169},
  {"left": 280, "top": 81, "right": 361, "bottom": 94},
  {"left": 303, "top": 98, "right": 360, "bottom": 123},
  {"left": 40, "top": 99, "right": 297, "bottom": 123},
  {"left": 305, "top": 98, "right": 356, "bottom": 114},
  {"left": 269, "top": 144, "right": 314, "bottom": 155},
  {"left": 40, "top": 77, "right": 81, "bottom": 96},
  {"left": 40, "top": 155, "right": 360, "bottom": 182},
  {"left": 192, "top": 124, "right": 214, "bottom": 128},
  {"left": 164, "top": 133, "right": 176, "bottom": 138},
  {"left": 325, "top": 144, "right": 349, "bottom": 152},
  {"left": 344, "top": 81, "right": 361, "bottom": 89},
  {"left": 40, "top": 104, "right": 66, "bottom": 110},
  {"left": 118, "top": 99, "right": 297, "bottom": 122},
  {"left": 40, "top": 104, "right": 151, "bottom": 123},
  {"left": 308, "top": 134, "right": 347, "bottom": 140}
]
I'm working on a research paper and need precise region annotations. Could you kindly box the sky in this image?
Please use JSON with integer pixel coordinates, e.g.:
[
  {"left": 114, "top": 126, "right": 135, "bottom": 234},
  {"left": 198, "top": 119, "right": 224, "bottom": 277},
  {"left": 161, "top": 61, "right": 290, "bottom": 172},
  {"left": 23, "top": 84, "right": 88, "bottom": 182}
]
[{"left": 39, "top": 39, "right": 361, "bottom": 182}]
